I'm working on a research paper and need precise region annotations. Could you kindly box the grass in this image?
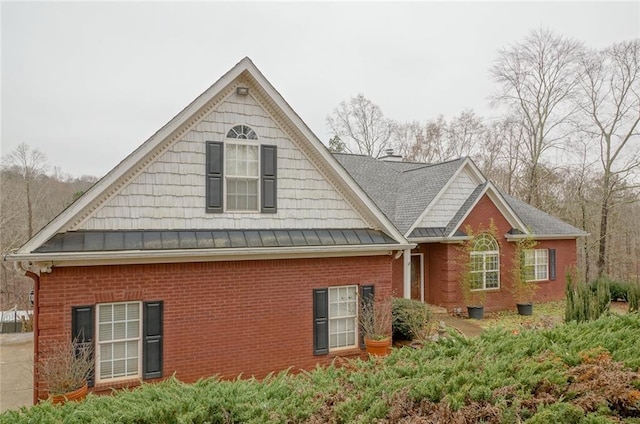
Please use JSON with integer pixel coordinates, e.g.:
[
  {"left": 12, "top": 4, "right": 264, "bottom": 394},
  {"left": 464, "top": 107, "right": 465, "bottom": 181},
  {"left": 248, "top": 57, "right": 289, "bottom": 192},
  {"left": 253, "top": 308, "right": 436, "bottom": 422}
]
[
  {"left": 475, "top": 300, "right": 630, "bottom": 333},
  {"left": 2, "top": 313, "right": 639, "bottom": 423},
  {"left": 475, "top": 300, "right": 566, "bottom": 332}
]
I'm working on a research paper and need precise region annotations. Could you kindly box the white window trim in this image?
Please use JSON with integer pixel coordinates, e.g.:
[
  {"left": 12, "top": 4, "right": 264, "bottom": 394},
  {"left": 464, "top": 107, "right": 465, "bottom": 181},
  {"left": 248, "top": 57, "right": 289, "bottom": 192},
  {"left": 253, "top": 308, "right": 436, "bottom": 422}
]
[
  {"left": 525, "top": 249, "right": 549, "bottom": 282},
  {"left": 224, "top": 134, "right": 261, "bottom": 213},
  {"left": 470, "top": 235, "right": 500, "bottom": 291},
  {"left": 95, "top": 301, "right": 143, "bottom": 385},
  {"left": 328, "top": 285, "right": 359, "bottom": 352}
]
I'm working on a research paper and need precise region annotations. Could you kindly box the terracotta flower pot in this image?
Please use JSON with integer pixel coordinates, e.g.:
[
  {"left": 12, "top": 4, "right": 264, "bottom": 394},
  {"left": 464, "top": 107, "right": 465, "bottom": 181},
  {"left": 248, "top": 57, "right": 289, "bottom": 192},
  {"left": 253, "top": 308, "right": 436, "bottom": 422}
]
[
  {"left": 51, "top": 381, "right": 88, "bottom": 405},
  {"left": 364, "top": 337, "right": 391, "bottom": 357}
]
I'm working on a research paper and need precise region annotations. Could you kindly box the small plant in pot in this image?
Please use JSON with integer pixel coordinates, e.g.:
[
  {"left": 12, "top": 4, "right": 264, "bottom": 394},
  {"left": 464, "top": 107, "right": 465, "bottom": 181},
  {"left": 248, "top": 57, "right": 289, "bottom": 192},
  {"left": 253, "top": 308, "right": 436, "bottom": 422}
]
[
  {"left": 457, "top": 223, "right": 499, "bottom": 320},
  {"left": 37, "top": 337, "right": 93, "bottom": 404},
  {"left": 461, "top": 276, "right": 487, "bottom": 320},
  {"left": 511, "top": 237, "right": 539, "bottom": 316},
  {"left": 359, "top": 294, "right": 392, "bottom": 356}
]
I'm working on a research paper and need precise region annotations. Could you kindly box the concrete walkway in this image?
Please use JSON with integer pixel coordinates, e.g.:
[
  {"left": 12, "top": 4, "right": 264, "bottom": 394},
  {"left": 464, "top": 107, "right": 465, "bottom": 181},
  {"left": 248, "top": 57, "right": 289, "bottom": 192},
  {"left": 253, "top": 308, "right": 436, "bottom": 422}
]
[
  {"left": 435, "top": 314, "right": 484, "bottom": 338},
  {"left": 0, "top": 332, "right": 33, "bottom": 413}
]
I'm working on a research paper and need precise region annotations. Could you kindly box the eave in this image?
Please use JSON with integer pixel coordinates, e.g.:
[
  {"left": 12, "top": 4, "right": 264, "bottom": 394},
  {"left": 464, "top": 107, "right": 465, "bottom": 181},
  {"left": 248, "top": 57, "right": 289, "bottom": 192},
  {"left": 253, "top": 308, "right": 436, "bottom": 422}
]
[{"left": 4, "top": 243, "right": 415, "bottom": 268}]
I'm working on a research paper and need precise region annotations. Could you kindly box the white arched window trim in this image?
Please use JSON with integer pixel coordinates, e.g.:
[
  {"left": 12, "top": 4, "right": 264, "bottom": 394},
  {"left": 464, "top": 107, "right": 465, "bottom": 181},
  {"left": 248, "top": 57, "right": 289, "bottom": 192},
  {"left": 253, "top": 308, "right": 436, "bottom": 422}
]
[{"left": 470, "top": 234, "right": 500, "bottom": 290}]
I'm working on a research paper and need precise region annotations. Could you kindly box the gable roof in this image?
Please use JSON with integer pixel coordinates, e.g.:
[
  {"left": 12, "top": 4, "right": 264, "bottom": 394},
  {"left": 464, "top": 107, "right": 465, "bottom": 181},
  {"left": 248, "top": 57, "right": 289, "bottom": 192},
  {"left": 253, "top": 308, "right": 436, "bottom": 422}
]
[
  {"left": 336, "top": 153, "right": 587, "bottom": 240},
  {"left": 10, "top": 57, "right": 412, "bottom": 263},
  {"left": 334, "top": 154, "right": 466, "bottom": 234}
]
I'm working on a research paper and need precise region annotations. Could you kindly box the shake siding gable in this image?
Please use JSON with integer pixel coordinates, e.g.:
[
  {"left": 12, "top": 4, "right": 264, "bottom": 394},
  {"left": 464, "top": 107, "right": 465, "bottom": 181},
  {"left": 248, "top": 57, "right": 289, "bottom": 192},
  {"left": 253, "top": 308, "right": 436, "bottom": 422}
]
[
  {"left": 77, "top": 92, "right": 367, "bottom": 231},
  {"left": 417, "top": 170, "right": 477, "bottom": 228}
]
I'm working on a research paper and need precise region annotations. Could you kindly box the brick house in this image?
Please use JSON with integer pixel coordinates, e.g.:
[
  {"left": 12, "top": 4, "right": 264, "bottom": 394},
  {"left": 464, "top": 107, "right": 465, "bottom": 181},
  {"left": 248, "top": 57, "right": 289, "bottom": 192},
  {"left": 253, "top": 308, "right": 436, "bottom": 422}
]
[{"left": 5, "top": 57, "right": 584, "bottom": 402}]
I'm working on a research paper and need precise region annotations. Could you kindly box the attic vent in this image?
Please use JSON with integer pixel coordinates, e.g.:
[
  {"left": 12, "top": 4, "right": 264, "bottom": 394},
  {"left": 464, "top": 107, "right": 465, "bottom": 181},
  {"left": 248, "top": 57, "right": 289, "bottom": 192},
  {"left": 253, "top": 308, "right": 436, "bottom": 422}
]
[{"left": 236, "top": 87, "right": 249, "bottom": 96}]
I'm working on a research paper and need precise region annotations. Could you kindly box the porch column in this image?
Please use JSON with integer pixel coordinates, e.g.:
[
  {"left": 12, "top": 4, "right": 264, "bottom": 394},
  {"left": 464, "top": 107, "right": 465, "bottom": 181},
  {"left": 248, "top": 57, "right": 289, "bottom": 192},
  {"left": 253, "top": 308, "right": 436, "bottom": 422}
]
[{"left": 403, "top": 248, "right": 411, "bottom": 299}]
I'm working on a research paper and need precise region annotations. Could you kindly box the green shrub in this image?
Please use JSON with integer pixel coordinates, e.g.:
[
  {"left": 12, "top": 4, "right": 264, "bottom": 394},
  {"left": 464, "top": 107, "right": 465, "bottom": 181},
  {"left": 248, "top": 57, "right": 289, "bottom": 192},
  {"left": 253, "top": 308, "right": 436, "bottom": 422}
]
[
  {"left": 607, "top": 279, "right": 629, "bottom": 302},
  {"left": 4, "top": 315, "right": 640, "bottom": 424},
  {"left": 392, "top": 297, "right": 431, "bottom": 341},
  {"left": 565, "top": 275, "right": 610, "bottom": 323},
  {"left": 628, "top": 281, "right": 640, "bottom": 313},
  {"left": 525, "top": 403, "right": 584, "bottom": 424}
]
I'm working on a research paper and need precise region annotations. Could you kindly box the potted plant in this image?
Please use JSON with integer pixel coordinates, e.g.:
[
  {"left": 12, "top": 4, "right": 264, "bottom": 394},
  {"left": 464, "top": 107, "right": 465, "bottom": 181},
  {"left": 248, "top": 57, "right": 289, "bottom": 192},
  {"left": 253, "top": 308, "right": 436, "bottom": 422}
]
[
  {"left": 37, "top": 337, "right": 93, "bottom": 404},
  {"left": 511, "top": 237, "right": 538, "bottom": 316},
  {"left": 359, "top": 295, "right": 392, "bottom": 356},
  {"left": 457, "top": 225, "right": 494, "bottom": 320},
  {"left": 461, "top": 276, "right": 487, "bottom": 320}
]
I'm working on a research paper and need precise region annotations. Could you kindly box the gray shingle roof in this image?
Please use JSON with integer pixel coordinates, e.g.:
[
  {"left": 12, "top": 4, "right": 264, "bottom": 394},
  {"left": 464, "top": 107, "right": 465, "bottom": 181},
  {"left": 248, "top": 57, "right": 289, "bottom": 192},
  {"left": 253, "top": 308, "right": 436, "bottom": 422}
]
[
  {"left": 502, "top": 193, "right": 587, "bottom": 236},
  {"left": 335, "top": 154, "right": 465, "bottom": 233},
  {"left": 34, "top": 229, "right": 398, "bottom": 253},
  {"left": 335, "top": 153, "right": 586, "bottom": 238}
]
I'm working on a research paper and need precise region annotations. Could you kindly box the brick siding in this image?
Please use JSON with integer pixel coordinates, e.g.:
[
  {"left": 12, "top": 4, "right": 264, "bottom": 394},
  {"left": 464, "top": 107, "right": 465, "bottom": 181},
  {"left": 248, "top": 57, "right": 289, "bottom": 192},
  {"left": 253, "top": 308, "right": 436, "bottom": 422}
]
[
  {"left": 392, "top": 195, "right": 577, "bottom": 312},
  {"left": 35, "top": 255, "right": 393, "bottom": 400}
]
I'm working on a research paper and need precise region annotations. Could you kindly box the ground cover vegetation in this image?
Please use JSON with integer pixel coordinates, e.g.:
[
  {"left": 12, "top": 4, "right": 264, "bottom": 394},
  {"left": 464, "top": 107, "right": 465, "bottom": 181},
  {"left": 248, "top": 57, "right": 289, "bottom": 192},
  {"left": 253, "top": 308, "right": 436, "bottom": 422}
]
[{"left": 2, "top": 314, "right": 639, "bottom": 424}]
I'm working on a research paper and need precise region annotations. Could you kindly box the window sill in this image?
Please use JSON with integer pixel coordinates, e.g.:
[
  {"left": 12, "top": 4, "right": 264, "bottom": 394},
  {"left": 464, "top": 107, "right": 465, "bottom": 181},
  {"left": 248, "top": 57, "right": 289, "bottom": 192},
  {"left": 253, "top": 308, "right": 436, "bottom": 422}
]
[
  {"left": 328, "top": 347, "right": 363, "bottom": 358},
  {"left": 93, "top": 377, "right": 142, "bottom": 392}
]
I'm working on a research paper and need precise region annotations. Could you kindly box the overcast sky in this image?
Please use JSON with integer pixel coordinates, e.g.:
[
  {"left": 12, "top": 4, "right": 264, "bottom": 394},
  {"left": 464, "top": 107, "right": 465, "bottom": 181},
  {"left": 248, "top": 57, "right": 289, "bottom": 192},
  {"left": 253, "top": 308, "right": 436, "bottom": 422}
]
[{"left": 2, "top": 1, "right": 638, "bottom": 178}]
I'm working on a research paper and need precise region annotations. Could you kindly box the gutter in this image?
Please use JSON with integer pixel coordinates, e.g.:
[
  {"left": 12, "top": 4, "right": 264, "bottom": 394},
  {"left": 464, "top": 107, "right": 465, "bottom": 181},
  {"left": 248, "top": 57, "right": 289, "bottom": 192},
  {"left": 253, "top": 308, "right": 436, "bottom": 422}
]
[
  {"left": 4, "top": 243, "right": 416, "bottom": 267},
  {"left": 505, "top": 233, "right": 588, "bottom": 240}
]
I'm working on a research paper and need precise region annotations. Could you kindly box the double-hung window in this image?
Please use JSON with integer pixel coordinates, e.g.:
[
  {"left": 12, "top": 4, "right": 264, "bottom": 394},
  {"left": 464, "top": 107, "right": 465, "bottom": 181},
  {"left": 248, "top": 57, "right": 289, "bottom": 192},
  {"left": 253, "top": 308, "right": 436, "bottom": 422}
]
[
  {"left": 470, "top": 234, "right": 500, "bottom": 290},
  {"left": 96, "top": 302, "right": 142, "bottom": 383},
  {"left": 225, "top": 143, "right": 259, "bottom": 211},
  {"left": 206, "top": 125, "right": 277, "bottom": 214},
  {"left": 524, "top": 249, "right": 549, "bottom": 281},
  {"left": 328, "top": 286, "right": 358, "bottom": 350},
  {"left": 71, "top": 301, "right": 163, "bottom": 386}
]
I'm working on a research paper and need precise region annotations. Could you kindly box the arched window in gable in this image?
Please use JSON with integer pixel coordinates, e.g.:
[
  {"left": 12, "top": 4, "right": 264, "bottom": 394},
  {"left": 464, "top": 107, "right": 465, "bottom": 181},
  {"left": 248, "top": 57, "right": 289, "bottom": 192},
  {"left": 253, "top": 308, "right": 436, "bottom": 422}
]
[{"left": 226, "top": 125, "right": 257, "bottom": 140}]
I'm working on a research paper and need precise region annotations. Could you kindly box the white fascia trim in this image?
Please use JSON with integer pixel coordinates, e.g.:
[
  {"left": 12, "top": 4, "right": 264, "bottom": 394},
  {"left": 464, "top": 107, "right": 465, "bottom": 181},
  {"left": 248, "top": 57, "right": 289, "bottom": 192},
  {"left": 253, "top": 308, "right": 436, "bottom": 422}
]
[
  {"left": 405, "top": 158, "right": 483, "bottom": 237},
  {"left": 445, "top": 182, "right": 528, "bottom": 238},
  {"left": 4, "top": 243, "right": 416, "bottom": 267},
  {"left": 19, "top": 59, "right": 252, "bottom": 254},
  {"left": 245, "top": 63, "right": 407, "bottom": 245},
  {"left": 505, "top": 234, "right": 587, "bottom": 241}
]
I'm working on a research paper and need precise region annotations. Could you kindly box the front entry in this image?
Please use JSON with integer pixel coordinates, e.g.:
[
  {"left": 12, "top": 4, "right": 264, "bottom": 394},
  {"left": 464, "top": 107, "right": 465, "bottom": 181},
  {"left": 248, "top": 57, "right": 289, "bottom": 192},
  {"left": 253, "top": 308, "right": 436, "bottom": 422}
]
[{"left": 410, "top": 253, "right": 424, "bottom": 302}]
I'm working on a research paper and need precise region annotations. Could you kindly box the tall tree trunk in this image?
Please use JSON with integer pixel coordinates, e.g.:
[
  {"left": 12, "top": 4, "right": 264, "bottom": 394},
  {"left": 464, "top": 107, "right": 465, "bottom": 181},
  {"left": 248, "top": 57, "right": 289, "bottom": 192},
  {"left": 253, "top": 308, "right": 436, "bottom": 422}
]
[{"left": 597, "top": 179, "right": 610, "bottom": 277}]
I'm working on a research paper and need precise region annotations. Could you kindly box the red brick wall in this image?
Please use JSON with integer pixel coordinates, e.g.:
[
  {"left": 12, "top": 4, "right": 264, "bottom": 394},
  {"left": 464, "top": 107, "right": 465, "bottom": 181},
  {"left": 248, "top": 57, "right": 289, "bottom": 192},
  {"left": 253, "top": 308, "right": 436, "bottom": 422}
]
[
  {"left": 35, "top": 255, "right": 393, "bottom": 400},
  {"left": 424, "top": 194, "right": 577, "bottom": 312}
]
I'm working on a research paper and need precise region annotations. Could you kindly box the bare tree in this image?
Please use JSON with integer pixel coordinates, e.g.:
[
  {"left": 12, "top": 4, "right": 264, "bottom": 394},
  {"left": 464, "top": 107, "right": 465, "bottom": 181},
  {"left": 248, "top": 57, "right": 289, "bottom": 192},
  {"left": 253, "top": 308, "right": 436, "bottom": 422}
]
[
  {"left": 491, "top": 28, "right": 583, "bottom": 207},
  {"left": 480, "top": 115, "right": 527, "bottom": 196},
  {"left": 326, "top": 94, "right": 394, "bottom": 158},
  {"left": 445, "top": 109, "right": 485, "bottom": 160},
  {"left": 1, "top": 143, "right": 48, "bottom": 238},
  {"left": 576, "top": 39, "right": 640, "bottom": 277}
]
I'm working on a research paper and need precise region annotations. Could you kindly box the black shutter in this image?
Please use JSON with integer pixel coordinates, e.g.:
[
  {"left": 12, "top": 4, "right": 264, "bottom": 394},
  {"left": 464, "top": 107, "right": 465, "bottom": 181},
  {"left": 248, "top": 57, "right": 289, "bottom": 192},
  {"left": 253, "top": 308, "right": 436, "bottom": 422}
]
[
  {"left": 143, "top": 301, "right": 163, "bottom": 379},
  {"left": 261, "top": 144, "right": 277, "bottom": 213},
  {"left": 549, "top": 249, "right": 556, "bottom": 281},
  {"left": 206, "top": 141, "right": 224, "bottom": 213},
  {"left": 360, "top": 285, "right": 375, "bottom": 348},
  {"left": 72, "top": 306, "right": 94, "bottom": 387},
  {"left": 313, "top": 289, "right": 329, "bottom": 355}
]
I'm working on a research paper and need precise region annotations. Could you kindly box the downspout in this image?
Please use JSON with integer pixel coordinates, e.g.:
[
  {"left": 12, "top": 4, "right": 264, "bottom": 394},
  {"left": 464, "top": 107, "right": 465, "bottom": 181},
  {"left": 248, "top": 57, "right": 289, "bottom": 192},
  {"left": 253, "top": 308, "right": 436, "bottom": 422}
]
[
  {"left": 25, "top": 271, "right": 39, "bottom": 406},
  {"left": 10, "top": 260, "right": 40, "bottom": 406},
  {"left": 403, "top": 249, "right": 411, "bottom": 299}
]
